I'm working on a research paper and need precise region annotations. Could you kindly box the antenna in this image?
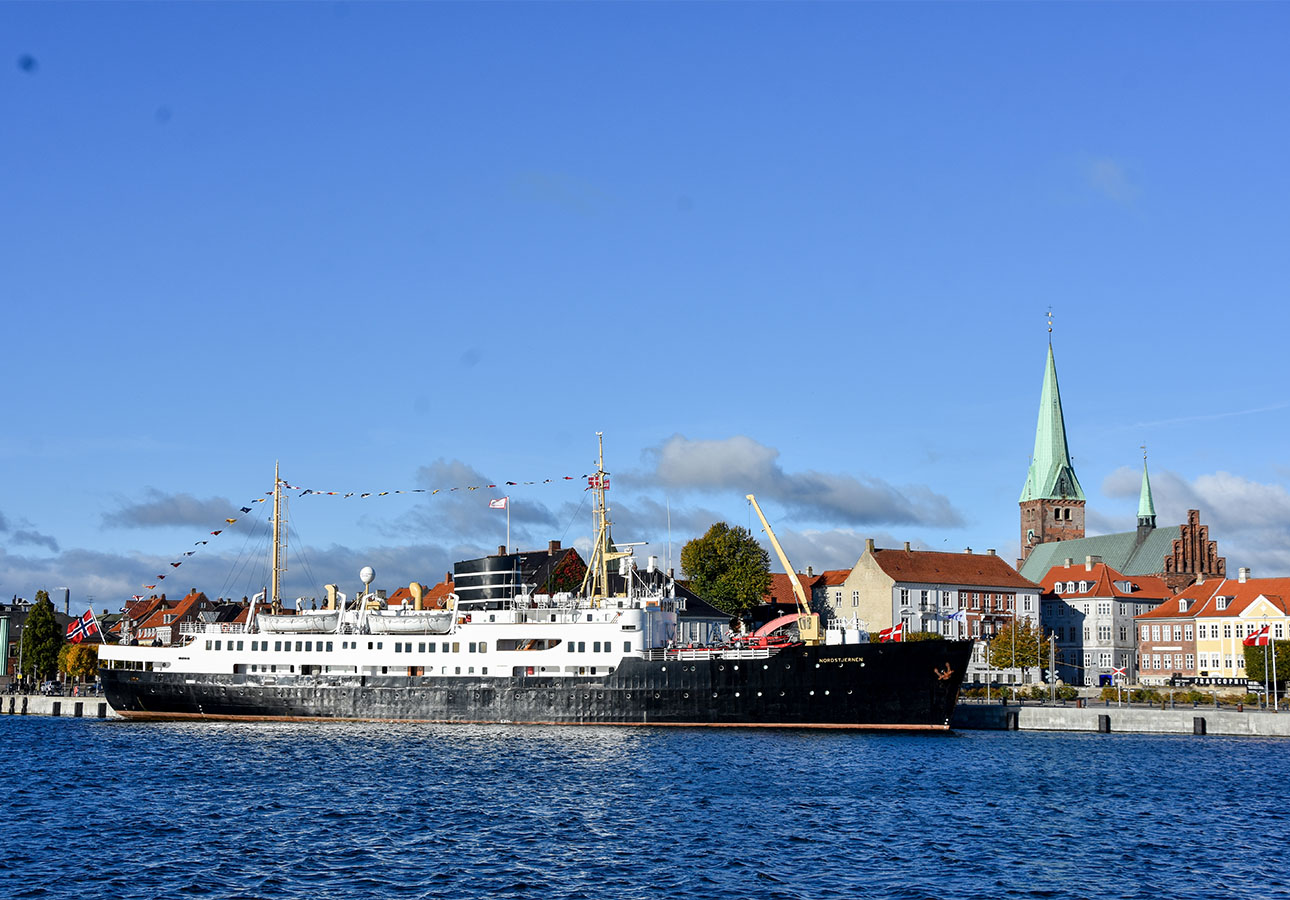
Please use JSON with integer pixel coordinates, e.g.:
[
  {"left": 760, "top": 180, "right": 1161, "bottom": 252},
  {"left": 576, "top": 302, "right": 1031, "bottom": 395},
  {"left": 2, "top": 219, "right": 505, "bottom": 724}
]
[{"left": 1046, "top": 306, "right": 1054, "bottom": 341}]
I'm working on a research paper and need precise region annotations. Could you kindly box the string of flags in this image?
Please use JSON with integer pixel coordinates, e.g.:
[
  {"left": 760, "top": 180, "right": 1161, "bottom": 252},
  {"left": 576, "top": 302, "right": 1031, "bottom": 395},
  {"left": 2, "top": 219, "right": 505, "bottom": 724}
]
[{"left": 139, "top": 470, "right": 603, "bottom": 589}]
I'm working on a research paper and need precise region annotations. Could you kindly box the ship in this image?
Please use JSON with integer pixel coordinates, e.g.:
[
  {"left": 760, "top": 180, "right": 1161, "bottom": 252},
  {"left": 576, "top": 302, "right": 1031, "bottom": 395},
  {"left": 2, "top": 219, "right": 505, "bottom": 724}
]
[{"left": 99, "top": 438, "right": 973, "bottom": 728}]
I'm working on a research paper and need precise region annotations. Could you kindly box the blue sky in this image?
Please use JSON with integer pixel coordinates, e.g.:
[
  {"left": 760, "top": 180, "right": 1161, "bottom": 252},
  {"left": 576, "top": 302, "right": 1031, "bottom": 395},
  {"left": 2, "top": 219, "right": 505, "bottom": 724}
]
[{"left": 3, "top": 2, "right": 1289, "bottom": 612}]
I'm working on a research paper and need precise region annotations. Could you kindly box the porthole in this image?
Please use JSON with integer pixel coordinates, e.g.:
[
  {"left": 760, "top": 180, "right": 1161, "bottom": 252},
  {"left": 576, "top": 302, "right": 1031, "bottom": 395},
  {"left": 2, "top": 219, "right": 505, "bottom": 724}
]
[
  {"left": 763, "top": 664, "right": 769, "bottom": 670},
  {"left": 733, "top": 665, "right": 739, "bottom": 671},
  {"left": 661, "top": 666, "right": 667, "bottom": 672},
  {"left": 809, "top": 690, "right": 815, "bottom": 696},
  {"left": 779, "top": 691, "right": 785, "bottom": 697},
  {"left": 735, "top": 692, "right": 741, "bottom": 698},
  {"left": 847, "top": 689, "right": 853, "bottom": 695},
  {"left": 718, "top": 665, "right": 725, "bottom": 671},
  {"left": 757, "top": 691, "right": 763, "bottom": 697},
  {"left": 683, "top": 692, "right": 690, "bottom": 699},
  {"left": 712, "top": 692, "right": 718, "bottom": 698},
  {"left": 654, "top": 692, "right": 660, "bottom": 698},
  {"left": 815, "top": 663, "right": 820, "bottom": 669},
  {"left": 825, "top": 690, "right": 830, "bottom": 696}
]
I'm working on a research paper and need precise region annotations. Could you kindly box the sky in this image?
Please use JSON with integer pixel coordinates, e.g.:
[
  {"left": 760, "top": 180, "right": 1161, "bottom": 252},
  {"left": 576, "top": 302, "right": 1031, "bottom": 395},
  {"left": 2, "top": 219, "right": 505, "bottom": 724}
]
[{"left": 3, "top": 2, "right": 1289, "bottom": 614}]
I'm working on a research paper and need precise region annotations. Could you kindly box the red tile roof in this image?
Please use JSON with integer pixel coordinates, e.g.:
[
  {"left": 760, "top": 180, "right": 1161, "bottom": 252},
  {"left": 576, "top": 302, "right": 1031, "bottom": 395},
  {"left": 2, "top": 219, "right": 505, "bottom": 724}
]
[
  {"left": 1139, "top": 576, "right": 1290, "bottom": 620},
  {"left": 871, "top": 549, "right": 1037, "bottom": 589},
  {"left": 1038, "top": 562, "right": 1171, "bottom": 600},
  {"left": 764, "top": 572, "right": 824, "bottom": 605}
]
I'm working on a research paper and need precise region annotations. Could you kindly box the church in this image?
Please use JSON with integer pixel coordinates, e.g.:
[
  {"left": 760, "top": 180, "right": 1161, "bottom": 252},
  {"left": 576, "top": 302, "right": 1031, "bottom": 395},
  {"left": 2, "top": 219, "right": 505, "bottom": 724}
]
[{"left": 1015, "top": 341, "right": 1226, "bottom": 594}]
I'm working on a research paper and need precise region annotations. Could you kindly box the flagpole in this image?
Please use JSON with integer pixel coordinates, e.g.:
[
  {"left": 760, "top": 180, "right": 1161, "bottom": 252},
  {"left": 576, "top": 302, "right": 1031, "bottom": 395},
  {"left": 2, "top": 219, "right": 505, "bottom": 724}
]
[{"left": 507, "top": 496, "right": 511, "bottom": 554}]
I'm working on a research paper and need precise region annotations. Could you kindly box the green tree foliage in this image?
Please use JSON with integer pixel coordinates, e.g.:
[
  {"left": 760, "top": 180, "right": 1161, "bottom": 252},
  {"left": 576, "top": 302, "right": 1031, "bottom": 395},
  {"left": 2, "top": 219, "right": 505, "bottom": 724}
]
[
  {"left": 986, "top": 618, "right": 1052, "bottom": 673},
  {"left": 680, "top": 522, "right": 771, "bottom": 616},
  {"left": 1243, "top": 640, "right": 1290, "bottom": 685},
  {"left": 20, "top": 591, "right": 62, "bottom": 681},
  {"left": 904, "top": 631, "right": 945, "bottom": 642},
  {"left": 59, "top": 642, "right": 99, "bottom": 682}
]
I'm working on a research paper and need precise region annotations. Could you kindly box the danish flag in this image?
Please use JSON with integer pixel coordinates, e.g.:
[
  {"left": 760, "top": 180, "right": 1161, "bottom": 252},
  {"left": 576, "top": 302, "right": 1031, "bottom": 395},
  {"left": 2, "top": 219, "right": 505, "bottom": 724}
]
[
  {"left": 1243, "top": 625, "right": 1272, "bottom": 647},
  {"left": 878, "top": 623, "right": 904, "bottom": 642},
  {"left": 66, "top": 610, "right": 99, "bottom": 644}
]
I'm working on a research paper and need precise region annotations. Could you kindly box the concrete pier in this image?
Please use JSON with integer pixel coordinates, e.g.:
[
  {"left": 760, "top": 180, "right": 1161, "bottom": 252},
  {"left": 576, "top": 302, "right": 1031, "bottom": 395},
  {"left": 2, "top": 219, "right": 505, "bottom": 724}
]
[
  {"left": 953, "top": 701, "right": 1290, "bottom": 737},
  {"left": 1, "top": 694, "right": 119, "bottom": 719}
]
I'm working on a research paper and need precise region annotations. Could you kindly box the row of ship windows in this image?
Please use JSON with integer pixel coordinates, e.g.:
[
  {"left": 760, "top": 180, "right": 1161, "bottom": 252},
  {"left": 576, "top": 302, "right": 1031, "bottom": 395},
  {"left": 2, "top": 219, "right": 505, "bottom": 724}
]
[{"left": 206, "top": 639, "right": 633, "bottom": 654}]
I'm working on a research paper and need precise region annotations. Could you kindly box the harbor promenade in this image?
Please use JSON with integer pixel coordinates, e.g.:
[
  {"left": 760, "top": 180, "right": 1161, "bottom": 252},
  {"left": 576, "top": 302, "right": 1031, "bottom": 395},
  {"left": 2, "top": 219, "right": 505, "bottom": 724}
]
[{"left": 953, "top": 699, "right": 1290, "bottom": 737}]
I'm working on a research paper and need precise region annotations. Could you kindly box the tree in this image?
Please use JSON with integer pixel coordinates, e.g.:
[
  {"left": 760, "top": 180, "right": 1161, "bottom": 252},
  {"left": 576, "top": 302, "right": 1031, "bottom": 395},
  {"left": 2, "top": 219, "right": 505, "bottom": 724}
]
[
  {"left": 59, "top": 642, "right": 99, "bottom": 683},
  {"left": 680, "top": 522, "right": 771, "bottom": 617},
  {"left": 986, "top": 618, "right": 1052, "bottom": 676},
  {"left": 20, "top": 591, "right": 62, "bottom": 682}
]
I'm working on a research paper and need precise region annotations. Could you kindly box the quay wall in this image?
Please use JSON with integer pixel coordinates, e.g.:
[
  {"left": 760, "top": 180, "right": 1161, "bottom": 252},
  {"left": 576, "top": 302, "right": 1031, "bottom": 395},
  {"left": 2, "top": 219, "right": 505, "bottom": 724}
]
[
  {"left": 1, "top": 694, "right": 120, "bottom": 719},
  {"left": 953, "top": 702, "right": 1290, "bottom": 737}
]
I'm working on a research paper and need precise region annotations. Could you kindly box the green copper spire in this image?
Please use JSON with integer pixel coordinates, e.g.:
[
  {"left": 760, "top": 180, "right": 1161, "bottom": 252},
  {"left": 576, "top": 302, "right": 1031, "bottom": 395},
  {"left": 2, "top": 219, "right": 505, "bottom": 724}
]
[
  {"left": 1137, "top": 452, "right": 1156, "bottom": 526},
  {"left": 1020, "top": 344, "right": 1085, "bottom": 502}
]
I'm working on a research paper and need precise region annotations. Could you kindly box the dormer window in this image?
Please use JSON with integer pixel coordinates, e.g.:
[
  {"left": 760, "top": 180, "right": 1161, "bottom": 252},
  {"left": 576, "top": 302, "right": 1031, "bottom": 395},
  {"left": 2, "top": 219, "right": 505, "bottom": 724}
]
[
  {"left": 1179, "top": 600, "right": 1190, "bottom": 612},
  {"left": 1054, "top": 583, "right": 1064, "bottom": 595},
  {"left": 1079, "top": 581, "right": 1089, "bottom": 593},
  {"left": 1216, "top": 597, "right": 1229, "bottom": 611}
]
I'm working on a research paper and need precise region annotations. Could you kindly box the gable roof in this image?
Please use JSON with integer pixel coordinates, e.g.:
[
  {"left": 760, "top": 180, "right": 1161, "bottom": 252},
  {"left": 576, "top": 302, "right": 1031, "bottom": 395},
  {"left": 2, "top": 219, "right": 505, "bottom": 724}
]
[
  {"left": 871, "top": 548, "right": 1038, "bottom": 590},
  {"left": 1138, "top": 577, "right": 1290, "bottom": 620},
  {"left": 764, "top": 572, "right": 824, "bottom": 606},
  {"left": 1037, "top": 561, "right": 1171, "bottom": 599},
  {"left": 1019, "top": 526, "right": 1182, "bottom": 582}
]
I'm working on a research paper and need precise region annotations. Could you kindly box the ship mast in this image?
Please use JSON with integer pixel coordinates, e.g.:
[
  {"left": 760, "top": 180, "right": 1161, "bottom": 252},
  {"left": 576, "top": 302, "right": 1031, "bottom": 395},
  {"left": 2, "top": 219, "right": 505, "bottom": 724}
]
[
  {"left": 270, "top": 461, "right": 287, "bottom": 607},
  {"left": 580, "top": 433, "right": 630, "bottom": 607}
]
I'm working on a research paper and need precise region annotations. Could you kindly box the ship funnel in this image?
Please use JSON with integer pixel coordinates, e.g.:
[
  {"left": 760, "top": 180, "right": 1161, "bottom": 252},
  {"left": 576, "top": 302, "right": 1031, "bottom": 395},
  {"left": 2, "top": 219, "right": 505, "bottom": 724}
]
[{"left": 410, "top": 581, "right": 424, "bottom": 611}]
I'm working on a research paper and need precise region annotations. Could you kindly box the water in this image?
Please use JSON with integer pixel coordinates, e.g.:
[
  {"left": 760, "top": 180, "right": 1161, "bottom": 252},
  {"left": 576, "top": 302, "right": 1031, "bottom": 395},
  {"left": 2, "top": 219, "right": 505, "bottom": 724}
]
[{"left": 2, "top": 719, "right": 1286, "bottom": 900}]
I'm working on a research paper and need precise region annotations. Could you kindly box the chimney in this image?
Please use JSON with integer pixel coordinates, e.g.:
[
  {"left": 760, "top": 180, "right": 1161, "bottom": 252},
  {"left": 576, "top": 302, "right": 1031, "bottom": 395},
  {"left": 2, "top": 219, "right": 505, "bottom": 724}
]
[
  {"left": 1085, "top": 555, "right": 1101, "bottom": 572},
  {"left": 865, "top": 538, "right": 876, "bottom": 554},
  {"left": 964, "top": 547, "right": 973, "bottom": 554},
  {"left": 903, "top": 541, "right": 911, "bottom": 552},
  {"left": 1239, "top": 567, "right": 1250, "bottom": 583},
  {"left": 497, "top": 544, "right": 507, "bottom": 556},
  {"left": 549, "top": 540, "right": 561, "bottom": 554},
  {"left": 807, "top": 566, "right": 814, "bottom": 577},
  {"left": 986, "top": 549, "right": 995, "bottom": 556},
  {"left": 1064, "top": 558, "right": 1073, "bottom": 567}
]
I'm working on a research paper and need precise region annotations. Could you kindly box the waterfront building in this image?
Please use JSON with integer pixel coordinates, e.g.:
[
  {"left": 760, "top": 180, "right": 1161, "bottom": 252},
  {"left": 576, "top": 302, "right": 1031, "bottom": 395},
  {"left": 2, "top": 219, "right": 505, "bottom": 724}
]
[
  {"left": 824, "top": 541, "right": 1040, "bottom": 684},
  {"left": 0, "top": 598, "right": 76, "bottom": 686},
  {"left": 1136, "top": 569, "right": 1290, "bottom": 686},
  {"left": 1037, "top": 557, "right": 1170, "bottom": 686},
  {"left": 1015, "top": 340, "right": 1226, "bottom": 592}
]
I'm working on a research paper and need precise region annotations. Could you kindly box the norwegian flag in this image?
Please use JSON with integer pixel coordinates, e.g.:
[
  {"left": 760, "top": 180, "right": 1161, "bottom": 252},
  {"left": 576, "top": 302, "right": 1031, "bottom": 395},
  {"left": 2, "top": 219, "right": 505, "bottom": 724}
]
[
  {"left": 878, "top": 622, "right": 904, "bottom": 643},
  {"left": 66, "top": 610, "right": 99, "bottom": 644},
  {"left": 1243, "top": 625, "right": 1272, "bottom": 647}
]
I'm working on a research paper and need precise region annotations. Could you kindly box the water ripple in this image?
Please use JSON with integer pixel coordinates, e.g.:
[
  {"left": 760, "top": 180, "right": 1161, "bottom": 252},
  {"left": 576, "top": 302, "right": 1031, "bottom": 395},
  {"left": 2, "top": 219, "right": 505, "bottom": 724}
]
[{"left": 1, "top": 720, "right": 1288, "bottom": 899}]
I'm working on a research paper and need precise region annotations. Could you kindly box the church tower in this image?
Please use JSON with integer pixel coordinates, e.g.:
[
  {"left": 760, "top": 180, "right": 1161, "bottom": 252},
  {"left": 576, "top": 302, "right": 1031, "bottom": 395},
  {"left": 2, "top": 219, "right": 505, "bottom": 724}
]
[{"left": 1019, "top": 341, "right": 1085, "bottom": 562}]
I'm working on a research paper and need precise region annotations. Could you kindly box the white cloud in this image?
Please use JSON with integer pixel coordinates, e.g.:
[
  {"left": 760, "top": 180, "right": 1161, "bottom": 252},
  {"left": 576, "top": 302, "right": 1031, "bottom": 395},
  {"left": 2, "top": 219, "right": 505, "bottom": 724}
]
[
  {"left": 103, "top": 489, "right": 243, "bottom": 530},
  {"left": 1102, "top": 467, "right": 1290, "bottom": 575},
  {"left": 633, "top": 434, "right": 963, "bottom": 527}
]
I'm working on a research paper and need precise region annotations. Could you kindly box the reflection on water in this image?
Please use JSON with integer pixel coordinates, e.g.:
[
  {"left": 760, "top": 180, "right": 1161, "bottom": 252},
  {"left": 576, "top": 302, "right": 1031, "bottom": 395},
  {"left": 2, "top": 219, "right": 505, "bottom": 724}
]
[{"left": 3, "top": 719, "right": 1287, "bottom": 900}]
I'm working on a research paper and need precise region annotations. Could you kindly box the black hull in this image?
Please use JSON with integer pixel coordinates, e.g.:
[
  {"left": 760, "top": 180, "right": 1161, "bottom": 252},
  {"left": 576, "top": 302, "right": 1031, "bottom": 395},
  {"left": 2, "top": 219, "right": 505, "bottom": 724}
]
[{"left": 101, "top": 640, "right": 974, "bottom": 730}]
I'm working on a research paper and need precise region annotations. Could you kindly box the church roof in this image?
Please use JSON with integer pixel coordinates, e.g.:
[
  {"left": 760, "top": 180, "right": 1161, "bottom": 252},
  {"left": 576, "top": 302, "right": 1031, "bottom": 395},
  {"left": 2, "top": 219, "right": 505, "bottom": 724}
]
[
  {"left": 1018, "top": 526, "right": 1183, "bottom": 582},
  {"left": 1019, "top": 344, "right": 1085, "bottom": 503}
]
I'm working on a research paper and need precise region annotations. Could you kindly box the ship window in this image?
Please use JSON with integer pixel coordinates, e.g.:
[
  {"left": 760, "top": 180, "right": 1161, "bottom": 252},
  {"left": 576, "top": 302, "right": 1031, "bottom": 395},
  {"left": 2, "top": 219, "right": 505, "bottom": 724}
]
[
  {"left": 593, "top": 642, "right": 601, "bottom": 652},
  {"left": 482, "top": 668, "right": 488, "bottom": 675},
  {"left": 579, "top": 642, "right": 586, "bottom": 653},
  {"left": 568, "top": 643, "right": 575, "bottom": 653},
  {"left": 468, "top": 667, "right": 475, "bottom": 674},
  {"left": 442, "top": 643, "right": 449, "bottom": 652},
  {"left": 404, "top": 642, "right": 412, "bottom": 652},
  {"left": 449, "top": 642, "right": 458, "bottom": 653},
  {"left": 326, "top": 642, "right": 333, "bottom": 652},
  {"left": 275, "top": 641, "right": 282, "bottom": 651},
  {"left": 205, "top": 640, "right": 212, "bottom": 650},
  {"left": 306, "top": 642, "right": 313, "bottom": 652},
  {"left": 419, "top": 643, "right": 426, "bottom": 653},
  {"left": 251, "top": 641, "right": 258, "bottom": 651},
  {"left": 479, "top": 642, "right": 487, "bottom": 653},
  {"left": 395, "top": 644, "right": 402, "bottom": 654},
  {"left": 428, "top": 644, "right": 436, "bottom": 653},
  {"left": 295, "top": 641, "right": 303, "bottom": 652},
  {"left": 469, "top": 642, "right": 476, "bottom": 653},
  {"left": 377, "top": 642, "right": 384, "bottom": 650},
  {"left": 455, "top": 667, "right": 461, "bottom": 674},
  {"left": 368, "top": 642, "right": 374, "bottom": 650},
  {"left": 215, "top": 641, "right": 222, "bottom": 651},
  {"left": 624, "top": 641, "right": 631, "bottom": 652}
]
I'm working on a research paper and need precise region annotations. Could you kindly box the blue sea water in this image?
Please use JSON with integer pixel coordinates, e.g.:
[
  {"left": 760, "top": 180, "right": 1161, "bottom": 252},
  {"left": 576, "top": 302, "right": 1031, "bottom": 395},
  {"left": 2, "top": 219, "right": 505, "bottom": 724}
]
[{"left": 1, "top": 719, "right": 1287, "bottom": 900}]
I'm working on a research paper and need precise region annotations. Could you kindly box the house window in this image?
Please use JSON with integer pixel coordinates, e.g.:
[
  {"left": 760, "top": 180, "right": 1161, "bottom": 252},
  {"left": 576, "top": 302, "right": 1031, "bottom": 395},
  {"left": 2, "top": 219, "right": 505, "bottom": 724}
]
[
  {"left": 1223, "top": 625, "right": 1232, "bottom": 639},
  {"left": 1099, "top": 652, "right": 1111, "bottom": 668},
  {"left": 1119, "top": 626, "right": 1127, "bottom": 642},
  {"left": 1083, "top": 627, "right": 1090, "bottom": 641},
  {"left": 1151, "top": 626, "right": 1160, "bottom": 641},
  {"left": 1097, "top": 602, "right": 1111, "bottom": 616},
  {"left": 1184, "top": 625, "right": 1193, "bottom": 641},
  {"left": 1098, "top": 626, "right": 1111, "bottom": 641},
  {"left": 1278, "top": 624, "right": 1286, "bottom": 639},
  {"left": 852, "top": 591, "right": 859, "bottom": 606},
  {"left": 1023, "top": 596, "right": 1033, "bottom": 612},
  {"left": 1185, "top": 654, "right": 1195, "bottom": 670},
  {"left": 900, "top": 589, "right": 910, "bottom": 606}
]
